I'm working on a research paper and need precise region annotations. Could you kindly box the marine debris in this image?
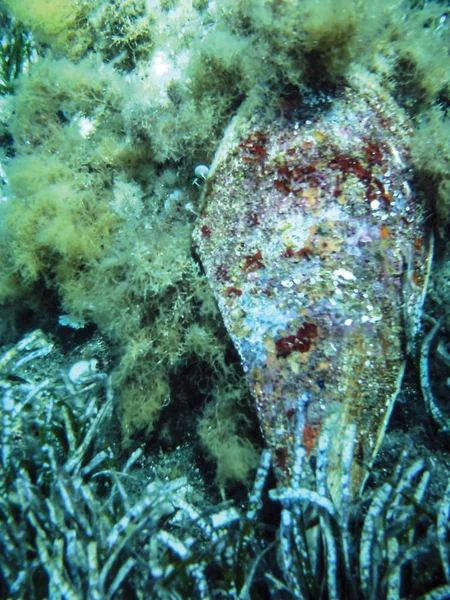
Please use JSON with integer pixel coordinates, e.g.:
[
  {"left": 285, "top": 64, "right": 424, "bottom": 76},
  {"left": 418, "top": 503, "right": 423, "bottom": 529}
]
[{"left": 194, "top": 68, "right": 432, "bottom": 506}]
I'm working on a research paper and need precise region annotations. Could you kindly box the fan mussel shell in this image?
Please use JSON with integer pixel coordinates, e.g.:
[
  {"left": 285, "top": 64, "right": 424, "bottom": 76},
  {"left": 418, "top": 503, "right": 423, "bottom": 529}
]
[{"left": 194, "top": 69, "right": 431, "bottom": 506}]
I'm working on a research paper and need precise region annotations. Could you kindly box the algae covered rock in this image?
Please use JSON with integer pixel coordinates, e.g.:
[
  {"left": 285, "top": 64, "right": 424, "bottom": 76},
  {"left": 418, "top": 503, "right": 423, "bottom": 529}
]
[{"left": 194, "top": 69, "right": 432, "bottom": 506}]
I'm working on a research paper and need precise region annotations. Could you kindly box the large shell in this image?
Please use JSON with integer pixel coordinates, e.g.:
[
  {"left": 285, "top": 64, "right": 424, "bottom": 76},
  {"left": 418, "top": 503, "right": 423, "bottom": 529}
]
[{"left": 193, "top": 70, "right": 431, "bottom": 505}]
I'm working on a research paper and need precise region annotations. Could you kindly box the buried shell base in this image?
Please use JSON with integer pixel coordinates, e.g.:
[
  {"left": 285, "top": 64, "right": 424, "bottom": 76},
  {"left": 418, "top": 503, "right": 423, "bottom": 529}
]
[{"left": 194, "top": 70, "right": 431, "bottom": 506}]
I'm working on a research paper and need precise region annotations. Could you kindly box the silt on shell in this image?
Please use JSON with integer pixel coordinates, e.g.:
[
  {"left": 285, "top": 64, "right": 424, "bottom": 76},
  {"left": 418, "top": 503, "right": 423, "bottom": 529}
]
[{"left": 193, "top": 69, "right": 431, "bottom": 506}]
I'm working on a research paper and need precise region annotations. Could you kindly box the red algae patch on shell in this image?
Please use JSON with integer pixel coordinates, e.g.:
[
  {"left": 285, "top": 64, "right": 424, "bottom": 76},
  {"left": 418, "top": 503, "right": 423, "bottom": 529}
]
[{"left": 194, "top": 70, "right": 431, "bottom": 506}]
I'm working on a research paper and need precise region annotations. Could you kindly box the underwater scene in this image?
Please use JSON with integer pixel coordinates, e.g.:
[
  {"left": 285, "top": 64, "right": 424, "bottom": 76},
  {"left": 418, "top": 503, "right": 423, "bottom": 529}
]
[{"left": 1, "top": 0, "right": 450, "bottom": 597}]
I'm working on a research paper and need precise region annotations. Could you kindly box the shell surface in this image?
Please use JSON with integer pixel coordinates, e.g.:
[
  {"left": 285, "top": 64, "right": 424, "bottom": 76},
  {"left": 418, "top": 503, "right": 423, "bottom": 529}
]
[{"left": 194, "top": 70, "right": 430, "bottom": 504}]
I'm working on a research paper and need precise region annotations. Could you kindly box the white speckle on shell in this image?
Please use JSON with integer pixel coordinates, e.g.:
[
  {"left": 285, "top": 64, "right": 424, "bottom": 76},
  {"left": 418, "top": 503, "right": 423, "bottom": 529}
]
[
  {"left": 334, "top": 269, "right": 356, "bottom": 281},
  {"left": 281, "top": 279, "right": 293, "bottom": 288}
]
